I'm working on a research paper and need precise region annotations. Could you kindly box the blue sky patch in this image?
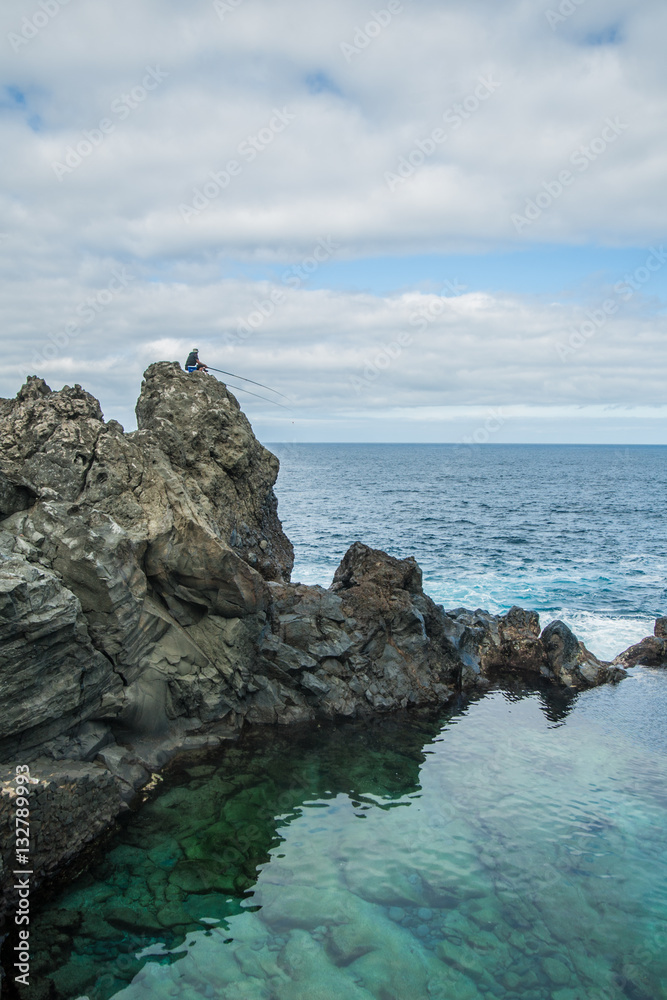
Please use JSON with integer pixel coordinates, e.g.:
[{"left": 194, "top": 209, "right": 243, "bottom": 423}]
[
  {"left": 305, "top": 71, "right": 342, "bottom": 97},
  {"left": 583, "top": 23, "right": 623, "bottom": 46},
  {"left": 6, "top": 86, "right": 26, "bottom": 106}
]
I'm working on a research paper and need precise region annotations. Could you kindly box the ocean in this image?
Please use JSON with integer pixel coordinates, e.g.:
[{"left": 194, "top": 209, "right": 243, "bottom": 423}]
[{"left": 270, "top": 443, "right": 667, "bottom": 660}]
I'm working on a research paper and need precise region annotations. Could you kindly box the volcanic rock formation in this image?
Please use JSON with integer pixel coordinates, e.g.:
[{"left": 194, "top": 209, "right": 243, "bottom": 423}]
[{"left": 0, "top": 362, "right": 656, "bottom": 924}]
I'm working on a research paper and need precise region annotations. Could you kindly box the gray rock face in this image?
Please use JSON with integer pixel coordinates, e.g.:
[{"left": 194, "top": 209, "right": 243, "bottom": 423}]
[
  {"left": 0, "top": 557, "right": 115, "bottom": 760},
  {"left": 0, "top": 365, "right": 293, "bottom": 764},
  {"left": 134, "top": 363, "right": 294, "bottom": 583},
  {"left": 0, "top": 365, "right": 642, "bottom": 923},
  {"left": 0, "top": 468, "right": 37, "bottom": 517}
]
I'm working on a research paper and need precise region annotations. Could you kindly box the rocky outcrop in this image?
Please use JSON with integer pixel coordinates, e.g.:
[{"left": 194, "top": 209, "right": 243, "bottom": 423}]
[
  {"left": 441, "top": 606, "right": 545, "bottom": 684},
  {"left": 0, "top": 365, "right": 293, "bottom": 765},
  {"left": 437, "top": 607, "right": 627, "bottom": 689},
  {"left": 0, "top": 761, "right": 124, "bottom": 931},
  {"left": 0, "top": 364, "right": 646, "bottom": 924},
  {"left": 256, "top": 544, "right": 461, "bottom": 723},
  {"left": 0, "top": 558, "right": 114, "bottom": 760},
  {"left": 612, "top": 617, "right": 667, "bottom": 668},
  {"left": 540, "top": 619, "right": 628, "bottom": 687}
]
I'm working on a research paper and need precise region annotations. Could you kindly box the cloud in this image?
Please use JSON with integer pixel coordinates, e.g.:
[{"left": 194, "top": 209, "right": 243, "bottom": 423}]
[
  {"left": 2, "top": 0, "right": 667, "bottom": 261},
  {"left": 0, "top": 0, "right": 666, "bottom": 440},
  {"left": 3, "top": 268, "right": 666, "bottom": 433}
]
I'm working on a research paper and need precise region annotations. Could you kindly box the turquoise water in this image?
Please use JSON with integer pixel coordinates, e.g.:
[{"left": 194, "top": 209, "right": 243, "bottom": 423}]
[{"left": 18, "top": 670, "right": 667, "bottom": 999}]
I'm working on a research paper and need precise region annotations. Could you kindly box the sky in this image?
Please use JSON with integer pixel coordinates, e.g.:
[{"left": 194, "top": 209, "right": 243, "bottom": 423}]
[{"left": 1, "top": 0, "right": 666, "bottom": 443}]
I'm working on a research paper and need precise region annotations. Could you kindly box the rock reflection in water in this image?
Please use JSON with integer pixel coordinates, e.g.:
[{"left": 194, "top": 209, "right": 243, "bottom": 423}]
[{"left": 14, "top": 675, "right": 667, "bottom": 1000}]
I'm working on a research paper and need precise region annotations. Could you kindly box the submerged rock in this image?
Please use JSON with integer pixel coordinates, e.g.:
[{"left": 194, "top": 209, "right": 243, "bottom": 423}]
[{"left": 0, "top": 364, "right": 637, "bottom": 923}]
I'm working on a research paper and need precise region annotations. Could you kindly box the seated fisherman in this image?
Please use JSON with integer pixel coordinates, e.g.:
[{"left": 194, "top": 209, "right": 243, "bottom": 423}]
[{"left": 185, "top": 349, "right": 208, "bottom": 373}]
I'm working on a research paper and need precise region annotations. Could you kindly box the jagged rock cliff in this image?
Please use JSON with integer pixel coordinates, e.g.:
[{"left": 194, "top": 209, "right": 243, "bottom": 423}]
[
  {"left": 0, "top": 364, "right": 294, "bottom": 763},
  {"left": 0, "top": 363, "right": 658, "bottom": 925}
]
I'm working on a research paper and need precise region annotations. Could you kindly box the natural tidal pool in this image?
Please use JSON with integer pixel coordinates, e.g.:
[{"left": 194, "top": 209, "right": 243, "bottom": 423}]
[{"left": 13, "top": 670, "right": 667, "bottom": 1000}]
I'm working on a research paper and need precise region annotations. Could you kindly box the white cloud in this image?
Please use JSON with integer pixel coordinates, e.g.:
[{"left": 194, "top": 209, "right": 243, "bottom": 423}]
[
  {"left": 2, "top": 0, "right": 667, "bottom": 261},
  {"left": 2, "top": 270, "right": 665, "bottom": 437},
  {"left": 0, "top": 0, "right": 666, "bottom": 440}
]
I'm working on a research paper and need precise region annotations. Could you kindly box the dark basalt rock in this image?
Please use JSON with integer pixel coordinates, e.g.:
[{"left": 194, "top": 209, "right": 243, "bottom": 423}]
[
  {"left": 0, "top": 558, "right": 113, "bottom": 760},
  {"left": 438, "top": 607, "right": 628, "bottom": 688},
  {"left": 540, "top": 619, "right": 627, "bottom": 687},
  {"left": 259, "top": 546, "right": 460, "bottom": 723},
  {"left": 442, "top": 605, "right": 546, "bottom": 683},
  {"left": 0, "top": 468, "right": 37, "bottom": 517},
  {"left": 0, "top": 364, "right": 644, "bottom": 924},
  {"left": 612, "top": 618, "right": 667, "bottom": 668},
  {"left": 331, "top": 540, "right": 423, "bottom": 594}
]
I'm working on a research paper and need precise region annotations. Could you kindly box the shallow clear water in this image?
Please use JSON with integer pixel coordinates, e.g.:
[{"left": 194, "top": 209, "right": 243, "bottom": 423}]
[
  {"left": 19, "top": 670, "right": 667, "bottom": 999},
  {"left": 270, "top": 443, "right": 667, "bottom": 659}
]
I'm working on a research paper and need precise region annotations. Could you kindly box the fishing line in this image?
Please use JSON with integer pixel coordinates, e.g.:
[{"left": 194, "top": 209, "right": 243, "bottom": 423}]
[{"left": 206, "top": 367, "right": 289, "bottom": 400}]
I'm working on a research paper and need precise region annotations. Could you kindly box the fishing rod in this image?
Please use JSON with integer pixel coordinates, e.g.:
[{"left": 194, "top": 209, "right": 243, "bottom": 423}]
[
  {"left": 206, "top": 367, "right": 289, "bottom": 400},
  {"left": 220, "top": 379, "right": 290, "bottom": 410}
]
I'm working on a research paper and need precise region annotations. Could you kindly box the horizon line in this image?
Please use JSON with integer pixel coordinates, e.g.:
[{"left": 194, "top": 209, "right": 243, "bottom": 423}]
[{"left": 263, "top": 441, "right": 667, "bottom": 447}]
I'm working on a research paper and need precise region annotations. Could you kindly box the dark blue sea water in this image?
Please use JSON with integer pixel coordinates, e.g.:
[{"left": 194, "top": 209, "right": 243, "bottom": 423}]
[{"left": 270, "top": 443, "right": 667, "bottom": 660}]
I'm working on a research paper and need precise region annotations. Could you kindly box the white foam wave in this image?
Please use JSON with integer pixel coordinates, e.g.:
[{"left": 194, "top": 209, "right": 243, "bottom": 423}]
[
  {"left": 536, "top": 611, "right": 655, "bottom": 662},
  {"left": 290, "top": 563, "right": 658, "bottom": 661}
]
